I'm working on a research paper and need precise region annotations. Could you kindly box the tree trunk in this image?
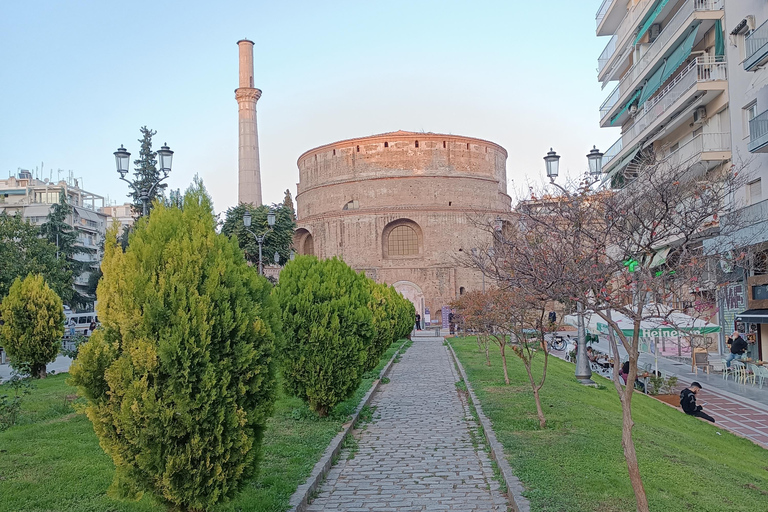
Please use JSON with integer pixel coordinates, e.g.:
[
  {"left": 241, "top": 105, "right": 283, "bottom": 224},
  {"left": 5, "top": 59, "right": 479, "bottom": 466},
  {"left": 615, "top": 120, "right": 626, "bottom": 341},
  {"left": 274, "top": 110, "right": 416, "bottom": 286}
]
[
  {"left": 620, "top": 385, "right": 649, "bottom": 512},
  {"left": 523, "top": 362, "right": 546, "bottom": 428},
  {"left": 476, "top": 335, "right": 484, "bottom": 353},
  {"left": 500, "top": 344, "right": 510, "bottom": 385},
  {"left": 485, "top": 339, "right": 491, "bottom": 367},
  {"left": 33, "top": 363, "right": 47, "bottom": 379}
]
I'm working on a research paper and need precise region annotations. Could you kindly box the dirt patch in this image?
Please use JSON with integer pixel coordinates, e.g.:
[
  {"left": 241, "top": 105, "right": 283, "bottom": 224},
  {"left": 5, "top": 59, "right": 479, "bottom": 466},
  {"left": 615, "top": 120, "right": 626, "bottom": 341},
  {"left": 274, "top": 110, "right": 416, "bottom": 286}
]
[
  {"left": 744, "top": 483, "right": 768, "bottom": 495},
  {"left": 652, "top": 394, "right": 681, "bottom": 407}
]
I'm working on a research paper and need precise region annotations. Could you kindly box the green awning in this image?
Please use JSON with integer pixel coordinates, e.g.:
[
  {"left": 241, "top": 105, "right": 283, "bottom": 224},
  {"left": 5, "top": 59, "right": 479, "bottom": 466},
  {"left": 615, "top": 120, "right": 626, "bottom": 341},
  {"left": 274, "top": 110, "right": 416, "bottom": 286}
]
[
  {"left": 660, "top": 24, "right": 699, "bottom": 84},
  {"left": 715, "top": 19, "right": 724, "bottom": 59},
  {"left": 610, "top": 89, "right": 643, "bottom": 126},
  {"left": 602, "top": 146, "right": 641, "bottom": 185},
  {"left": 638, "top": 62, "right": 666, "bottom": 106},
  {"left": 634, "top": 0, "right": 670, "bottom": 45}
]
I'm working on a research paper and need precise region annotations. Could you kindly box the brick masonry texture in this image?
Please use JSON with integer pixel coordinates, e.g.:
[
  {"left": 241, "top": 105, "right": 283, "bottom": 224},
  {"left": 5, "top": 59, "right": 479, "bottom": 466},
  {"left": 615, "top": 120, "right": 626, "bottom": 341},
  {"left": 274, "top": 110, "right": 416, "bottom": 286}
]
[
  {"left": 294, "top": 131, "right": 511, "bottom": 323},
  {"left": 305, "top": 337, "right": 510, "bottom": 512}
]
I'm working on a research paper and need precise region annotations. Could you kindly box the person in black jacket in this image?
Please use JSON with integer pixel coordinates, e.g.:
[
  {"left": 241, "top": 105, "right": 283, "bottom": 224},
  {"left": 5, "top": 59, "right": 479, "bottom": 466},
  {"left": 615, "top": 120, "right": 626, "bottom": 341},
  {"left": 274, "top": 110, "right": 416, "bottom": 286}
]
[
  {"left": 725, "top": 331, "right": 748, "bottom": 367},
  {"left": 680, "top": 382, "right": 715, "bottom": 422}
]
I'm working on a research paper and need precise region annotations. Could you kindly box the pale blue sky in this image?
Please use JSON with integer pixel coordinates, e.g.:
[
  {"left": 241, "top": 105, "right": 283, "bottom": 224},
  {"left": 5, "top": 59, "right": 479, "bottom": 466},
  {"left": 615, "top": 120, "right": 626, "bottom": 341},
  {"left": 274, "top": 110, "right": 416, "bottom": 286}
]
[{"left": 0, "top": 0, "right": 619, "bottom": 214}]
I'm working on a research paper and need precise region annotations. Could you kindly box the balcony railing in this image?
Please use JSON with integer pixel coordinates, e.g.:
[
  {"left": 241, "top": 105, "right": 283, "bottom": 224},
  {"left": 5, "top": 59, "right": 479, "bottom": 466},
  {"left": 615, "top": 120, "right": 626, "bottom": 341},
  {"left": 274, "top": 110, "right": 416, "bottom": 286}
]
[
  {"left": 596, "top": 0, "right": 614, "bottom": 28},
  {"left": 602, "top": 137, "right": 624, "bottom": 168},
  {"left": 598, "top": 35, "right": 618, "bottom": 74},
  {"left": 598, "top": 0, "right": 653, "bottom": 79},
  {"left": 665, "top": 132, "right": 730, "bottom": 168},
  {"left": 748, "top": 109, "right": 768, "bottom": 152},
  {"left": 600, "top": 84, "right": 621, "bottom": 119},
  {"left": 603, "top": 0, "right": 724, "bottom": 125},
  {"left": 745, "top": 19, "right": 768, "bottom": 71},
  {"left": 619, "top": 57, "right": 726, "bottom": 150}
]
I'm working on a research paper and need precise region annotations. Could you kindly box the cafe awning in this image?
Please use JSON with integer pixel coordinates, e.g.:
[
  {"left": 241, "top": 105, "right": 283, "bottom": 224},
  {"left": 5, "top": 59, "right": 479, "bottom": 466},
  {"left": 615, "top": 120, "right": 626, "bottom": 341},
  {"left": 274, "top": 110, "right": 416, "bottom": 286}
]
[{"left": 736, "top": 309, "right": 768, "bottom": 324}]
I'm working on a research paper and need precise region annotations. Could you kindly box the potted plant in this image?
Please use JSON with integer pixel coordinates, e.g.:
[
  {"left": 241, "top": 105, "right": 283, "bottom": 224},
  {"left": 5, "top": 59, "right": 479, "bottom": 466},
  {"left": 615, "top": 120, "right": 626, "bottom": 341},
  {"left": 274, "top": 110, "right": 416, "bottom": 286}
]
[{"left": 647, "top": 374, "right": 679, "bottom": 406}]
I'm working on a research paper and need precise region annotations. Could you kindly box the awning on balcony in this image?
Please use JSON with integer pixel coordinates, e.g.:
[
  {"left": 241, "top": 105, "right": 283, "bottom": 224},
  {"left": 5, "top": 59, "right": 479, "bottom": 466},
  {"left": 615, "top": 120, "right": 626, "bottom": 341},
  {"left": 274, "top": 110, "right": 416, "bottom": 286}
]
[
  {"left": 715, "top": 19, "right": 724, "bottom": 59},
  {"left": 736, "top": 309, "right": 768, "bottom": 324},
  {"left": 74, "top": 206, "right": 101, "bottom": 223},
  {"left": 634, "top": 0, "right": 670, "bottom": 46},
  {"left": 610, "top": 89, "right": 643, "bottom": 126},
  {"left": 649, "top": 247, "right": 671, "bottom": 268},
  {"left": 638, "top": 24, "right": 699, "bottom": 107},
  {"left": 601, "top": 145, "right": 641, "bottom": 185},
  {"left": 661, "top": 24, "right": 699, "bottom": 83}
]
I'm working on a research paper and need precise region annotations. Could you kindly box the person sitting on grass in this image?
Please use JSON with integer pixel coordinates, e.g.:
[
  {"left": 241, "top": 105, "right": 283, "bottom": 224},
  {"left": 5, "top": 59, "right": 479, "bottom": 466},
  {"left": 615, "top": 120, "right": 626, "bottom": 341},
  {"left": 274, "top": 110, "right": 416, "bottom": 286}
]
[{"left": 680, "top": 382, "right": 715, "bottom": 423}]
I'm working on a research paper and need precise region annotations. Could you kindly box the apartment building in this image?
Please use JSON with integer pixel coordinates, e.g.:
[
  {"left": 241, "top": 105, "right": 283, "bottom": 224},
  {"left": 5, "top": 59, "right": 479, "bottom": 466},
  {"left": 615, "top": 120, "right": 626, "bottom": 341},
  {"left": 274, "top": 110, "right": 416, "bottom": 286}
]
[
  {"left": 100, "top": 202, "right": 136, "bottom": 232},
  {"left": 596, "top": 0, "right": 729, "bottom": 185},
  {"left": 705, "top": 2, "right": 768, "bottom": 361},
  {"left": 0, "top": 170, "right": 107, "bottom": 304}
]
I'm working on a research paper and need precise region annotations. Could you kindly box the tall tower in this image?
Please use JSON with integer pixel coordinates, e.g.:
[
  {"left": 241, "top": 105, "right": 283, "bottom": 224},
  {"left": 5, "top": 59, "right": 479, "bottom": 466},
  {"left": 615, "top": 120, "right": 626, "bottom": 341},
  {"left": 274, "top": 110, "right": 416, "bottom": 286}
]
[{"left": 235, "top": 39, "right": 262, "bottom": 205}]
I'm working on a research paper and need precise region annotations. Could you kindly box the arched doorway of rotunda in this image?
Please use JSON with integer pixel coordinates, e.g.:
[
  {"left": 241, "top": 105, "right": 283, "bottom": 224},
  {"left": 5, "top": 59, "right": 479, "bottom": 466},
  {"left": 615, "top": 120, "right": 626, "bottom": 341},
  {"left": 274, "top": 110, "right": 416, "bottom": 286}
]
[{"left": 392, "top": 280, "right": 425, "bottom": 319}]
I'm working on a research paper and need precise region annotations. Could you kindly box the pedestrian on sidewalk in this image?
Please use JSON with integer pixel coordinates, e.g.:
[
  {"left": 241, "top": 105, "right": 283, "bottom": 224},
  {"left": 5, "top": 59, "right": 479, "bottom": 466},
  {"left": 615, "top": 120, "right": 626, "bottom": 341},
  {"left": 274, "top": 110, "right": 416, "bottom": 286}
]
[
  {"left": 415, "top": 313, "right": 421, "bottom": 331},
  {"left": 725, "top": 331, "right": 748, "bottom": 368},
  {"left": 680, "top": 382, "right": 715, "bottom": 423}
]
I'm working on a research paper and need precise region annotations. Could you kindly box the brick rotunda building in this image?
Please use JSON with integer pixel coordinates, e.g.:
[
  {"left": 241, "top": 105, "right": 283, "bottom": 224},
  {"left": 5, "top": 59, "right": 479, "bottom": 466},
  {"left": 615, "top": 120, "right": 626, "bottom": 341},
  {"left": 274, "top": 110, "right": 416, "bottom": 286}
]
[{"left": 294, "top": 130, "right": 511, "bottom": 324}]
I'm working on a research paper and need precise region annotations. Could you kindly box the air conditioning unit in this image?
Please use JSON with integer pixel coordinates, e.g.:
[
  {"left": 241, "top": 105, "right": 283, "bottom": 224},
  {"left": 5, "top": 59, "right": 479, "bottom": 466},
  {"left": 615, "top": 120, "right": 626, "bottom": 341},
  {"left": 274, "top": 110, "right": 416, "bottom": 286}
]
[
  {"left": 649, "top": 24, "right": 661, "bottom": 43},
  {"left": 693, "top": 106, "right": 707, "bottom": 125}
]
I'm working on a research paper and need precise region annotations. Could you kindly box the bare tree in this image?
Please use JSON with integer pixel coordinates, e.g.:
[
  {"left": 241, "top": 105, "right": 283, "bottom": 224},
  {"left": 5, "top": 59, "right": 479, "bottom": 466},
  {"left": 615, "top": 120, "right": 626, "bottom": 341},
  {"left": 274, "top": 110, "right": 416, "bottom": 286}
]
[{"left": 467, "top": 158, "right": 748, "bottom": 512}]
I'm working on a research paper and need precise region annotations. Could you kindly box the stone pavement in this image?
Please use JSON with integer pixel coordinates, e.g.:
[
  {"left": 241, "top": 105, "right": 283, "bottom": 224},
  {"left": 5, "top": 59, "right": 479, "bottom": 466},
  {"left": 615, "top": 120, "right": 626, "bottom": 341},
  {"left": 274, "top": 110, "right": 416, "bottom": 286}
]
[{"left": 306, "top": 336, "right": 509, "bottom": 512}]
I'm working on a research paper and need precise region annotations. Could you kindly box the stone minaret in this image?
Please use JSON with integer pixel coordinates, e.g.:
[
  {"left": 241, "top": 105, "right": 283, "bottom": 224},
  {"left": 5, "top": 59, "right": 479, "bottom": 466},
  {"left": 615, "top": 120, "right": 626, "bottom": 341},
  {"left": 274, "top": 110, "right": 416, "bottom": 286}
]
[{"left": 235, "top": 39, "right": 262, "bottom": 205}]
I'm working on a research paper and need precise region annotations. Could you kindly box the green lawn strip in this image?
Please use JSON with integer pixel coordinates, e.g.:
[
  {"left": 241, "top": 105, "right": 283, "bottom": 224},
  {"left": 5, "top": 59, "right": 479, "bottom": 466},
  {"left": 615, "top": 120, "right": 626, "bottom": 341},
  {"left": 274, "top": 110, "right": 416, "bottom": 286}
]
[
  {"left": 449, "top": 336, "right": 768, "bottom": 512},
  {"left": 0, "top": 339, "right": 405, "bottom": 512}
]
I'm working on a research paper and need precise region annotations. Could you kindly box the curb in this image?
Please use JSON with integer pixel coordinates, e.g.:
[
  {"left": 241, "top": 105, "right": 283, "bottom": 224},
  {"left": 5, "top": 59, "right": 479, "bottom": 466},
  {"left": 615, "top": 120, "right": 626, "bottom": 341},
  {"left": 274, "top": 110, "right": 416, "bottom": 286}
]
[
  {"left": 446, "top": 342, "right": 531, "bottom": 512},
  {"left": 287, "top": 341, "right": 406, "bottom": 512}
]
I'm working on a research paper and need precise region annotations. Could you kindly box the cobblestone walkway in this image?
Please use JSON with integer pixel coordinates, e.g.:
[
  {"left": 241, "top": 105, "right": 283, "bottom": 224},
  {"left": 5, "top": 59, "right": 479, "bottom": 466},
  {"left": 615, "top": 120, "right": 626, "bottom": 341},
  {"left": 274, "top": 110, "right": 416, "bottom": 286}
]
[{"left": 306, "top": 337, "right": 509, "bottom": 512}]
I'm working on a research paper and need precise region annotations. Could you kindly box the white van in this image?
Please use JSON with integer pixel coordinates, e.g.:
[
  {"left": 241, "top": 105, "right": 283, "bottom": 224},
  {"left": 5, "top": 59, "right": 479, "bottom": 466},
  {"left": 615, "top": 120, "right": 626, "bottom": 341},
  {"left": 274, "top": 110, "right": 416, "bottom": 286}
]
[{"left": 65, "top": 312, "right": 98, "bottom": 338}]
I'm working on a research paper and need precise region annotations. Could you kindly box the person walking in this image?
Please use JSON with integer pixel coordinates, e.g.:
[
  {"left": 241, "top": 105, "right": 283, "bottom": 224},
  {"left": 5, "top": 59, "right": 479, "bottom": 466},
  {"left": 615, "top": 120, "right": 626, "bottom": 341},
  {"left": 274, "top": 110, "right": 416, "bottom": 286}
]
[
  {"left": 725, "top": 331, "right": 748, "bottom": 368},
  {"left": 415, "top": 313, "right": 421, "bottom": 331},
  {"left": 680, "top": 382, "right": 715, "bottom": 423}
]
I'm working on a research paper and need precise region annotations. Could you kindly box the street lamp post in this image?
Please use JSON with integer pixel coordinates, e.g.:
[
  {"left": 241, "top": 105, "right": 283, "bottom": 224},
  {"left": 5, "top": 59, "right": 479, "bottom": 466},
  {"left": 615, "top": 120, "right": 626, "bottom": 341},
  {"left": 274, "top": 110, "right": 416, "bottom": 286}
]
[
  {"left": 243, "top": 209, "right": 276, "bottom": 275},
  {"left": 543, "top": 146, "right": 603, "bottom": 385},
  {"left": 114, "top": 143, "right": 174, "bottom": 217}
]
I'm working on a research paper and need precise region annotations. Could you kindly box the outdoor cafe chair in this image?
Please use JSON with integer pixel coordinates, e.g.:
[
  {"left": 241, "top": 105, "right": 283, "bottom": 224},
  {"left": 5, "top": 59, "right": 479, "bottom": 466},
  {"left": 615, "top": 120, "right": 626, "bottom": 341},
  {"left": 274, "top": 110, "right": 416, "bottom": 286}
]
[
  {"left": 731, "top": 361, "right": 747, "bottom": 384},
  {"left": 753, "top": 366, "right": 768, "bottom": 389},
  {"left": 746, "top": 364, "right": 760, "bottom": 386},
  {"left": 721, "top": 359, "right": 732, "bottom": 381}
]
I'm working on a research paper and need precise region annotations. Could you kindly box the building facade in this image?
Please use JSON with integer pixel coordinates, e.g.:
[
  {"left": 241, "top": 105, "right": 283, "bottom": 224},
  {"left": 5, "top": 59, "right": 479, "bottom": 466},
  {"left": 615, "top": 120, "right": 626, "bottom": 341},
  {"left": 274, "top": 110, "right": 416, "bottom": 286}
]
[
  {"left": 100, "top": 202, "right": 136, "bottom": 232},
  {"left": 294, "top": 131, "right": 510, "bottom": 323},
  {"left": 596, "top": 0, "right": 729, "bottom": 184},
  {"left": 715, "top": 1, "right": 768, "bottom": 360},
  {"left": 0, "top": 171, "right": 107, "bottom": 304}
]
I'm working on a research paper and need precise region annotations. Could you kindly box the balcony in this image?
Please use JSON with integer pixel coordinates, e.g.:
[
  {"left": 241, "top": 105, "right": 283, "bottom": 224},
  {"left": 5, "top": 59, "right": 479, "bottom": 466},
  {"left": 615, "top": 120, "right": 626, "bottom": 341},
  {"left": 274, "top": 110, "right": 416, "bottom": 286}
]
[
  {"left": 598, "top": 0, "right": 654, "bottom": 83},
  {"left": 603, "top": 57, "right": 727, "bottom": 172},
  {"left": 599, "top": 84, "right": 621, "bottom": 120},
  {"left": 748, "top": 110, "right": 768, "bottom": 153},
  {"left": 596, "top": 0, "right": 619, "bottom": 34},
  {"left": 745, "top": 19, "right": 768, "bottom": 71},
  {"left": 601, "top": 137, "right": 623, "bottom": 169},
  {"left": 664, "top": 132, "right": 730, "bottom": 169},
  {"left": 600, "top": 0, "right": 724, "bottom": 127}
]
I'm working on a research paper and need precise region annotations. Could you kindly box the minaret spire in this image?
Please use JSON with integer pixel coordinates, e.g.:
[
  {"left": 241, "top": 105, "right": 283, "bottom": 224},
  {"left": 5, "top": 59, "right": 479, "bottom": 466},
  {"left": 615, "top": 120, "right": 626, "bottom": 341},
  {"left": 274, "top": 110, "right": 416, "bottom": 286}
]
[{"left": 235, "top": 39, "right": 262, "bottom": 205}]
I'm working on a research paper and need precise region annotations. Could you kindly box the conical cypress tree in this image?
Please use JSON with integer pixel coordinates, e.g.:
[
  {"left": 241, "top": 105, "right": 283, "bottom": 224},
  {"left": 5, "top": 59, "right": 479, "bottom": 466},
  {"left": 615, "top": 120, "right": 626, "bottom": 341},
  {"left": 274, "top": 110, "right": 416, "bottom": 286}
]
[
  {"left": 275, "top": 256, "right": 373, "bottom": 416},
  {"left": 0, "top": 273, "right": 65, "bottom": 378},
  {"left": 69, "top": 179, "right": 278, "bottom": 511}
]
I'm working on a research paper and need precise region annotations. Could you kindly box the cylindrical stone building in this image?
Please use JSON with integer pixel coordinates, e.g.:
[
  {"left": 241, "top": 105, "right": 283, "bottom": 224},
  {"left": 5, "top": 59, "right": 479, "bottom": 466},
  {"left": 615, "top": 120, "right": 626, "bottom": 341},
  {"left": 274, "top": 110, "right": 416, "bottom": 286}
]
[{"left": 294, "top": 130, "right": 510, "bottom": 324}]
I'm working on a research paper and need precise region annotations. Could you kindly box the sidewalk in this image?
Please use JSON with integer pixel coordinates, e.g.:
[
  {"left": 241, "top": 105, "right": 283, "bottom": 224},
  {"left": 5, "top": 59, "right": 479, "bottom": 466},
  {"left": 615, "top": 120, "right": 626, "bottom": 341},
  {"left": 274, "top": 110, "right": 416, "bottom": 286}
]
[
  {"left": 551, "top": 334, "right": 768, "bottom": 449},
  {"left": 0, "top": 355, "right": 72, "bottom": 383},
  {"left": 306, "top": 335, "right": 509, "bottom": 512}
]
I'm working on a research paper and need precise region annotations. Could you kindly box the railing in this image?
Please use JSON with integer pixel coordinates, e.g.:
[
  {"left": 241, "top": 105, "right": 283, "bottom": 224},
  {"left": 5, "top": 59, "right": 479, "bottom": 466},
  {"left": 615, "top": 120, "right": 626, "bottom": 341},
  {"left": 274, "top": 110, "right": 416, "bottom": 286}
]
[
  {"left": 746, "top": 19, "right": 768, "bottom": 69},
  {"left": 598, "top": 0, "right": 653, "bottom": 78},
  {"left": 600, "top": 84, "right": 621, "bottom": 119},
  {"left": 614, "top": 57, "right": 726, "bottom": 163},
  {"left": 598, "top": 35, "right": 618, "bottom": 74},
  {"left": 603, "top": 0, "right": 724, "bottom": 124},
  {"left": 596, "top": 0, "right": 614, "bottom": 29},
  {"left": 664, "top": 132, "right": 730, "bottom": 168},
  {"left": 601, "top": 137, "right": 624, "bottom": 168},
  {"left": 748, "top": 109, "right": 768, "bottom": 150}
]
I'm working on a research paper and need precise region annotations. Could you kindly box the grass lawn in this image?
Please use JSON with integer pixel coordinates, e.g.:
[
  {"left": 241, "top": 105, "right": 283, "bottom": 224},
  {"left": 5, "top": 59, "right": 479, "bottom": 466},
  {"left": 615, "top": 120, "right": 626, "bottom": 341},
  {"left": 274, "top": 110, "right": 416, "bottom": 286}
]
[
  {"left": 449, "top": 336, "right": 768, "bottom": 512},
  {"left": 0, "top": 340, "right": 404, "bottom": 512}
]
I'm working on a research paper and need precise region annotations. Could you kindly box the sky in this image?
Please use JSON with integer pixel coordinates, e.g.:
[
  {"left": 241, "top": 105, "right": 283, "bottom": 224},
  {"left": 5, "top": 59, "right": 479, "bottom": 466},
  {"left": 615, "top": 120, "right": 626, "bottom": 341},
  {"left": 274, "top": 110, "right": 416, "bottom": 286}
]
[{"left": 0, "top": 0, "right": 620, "bottom": 215}]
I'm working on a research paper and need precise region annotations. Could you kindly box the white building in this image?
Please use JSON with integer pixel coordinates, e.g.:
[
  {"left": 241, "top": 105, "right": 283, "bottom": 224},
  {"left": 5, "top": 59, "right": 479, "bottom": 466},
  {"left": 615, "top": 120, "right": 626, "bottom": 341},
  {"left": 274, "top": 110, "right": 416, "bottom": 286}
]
[
  {"left": 0, "top": 170, "right": 107, "bottom": 306},
  {"left": 100, "top": 202, "right": 137, "bottom": 232}
]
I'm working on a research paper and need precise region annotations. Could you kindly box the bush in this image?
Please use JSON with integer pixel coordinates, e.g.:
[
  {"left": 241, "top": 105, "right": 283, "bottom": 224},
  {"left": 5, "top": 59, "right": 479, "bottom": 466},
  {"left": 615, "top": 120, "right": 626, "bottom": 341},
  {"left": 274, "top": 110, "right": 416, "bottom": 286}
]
[
  {"left": 68, "top": 180, "right": 279, "bottom": 512},
  {"left": 0, "top": 370, "right": 33, "bottom": 430},
  {"left": 0, "top": 273, "right": 65, "bottom": 378},
  {"left": 364, "top": 282, "right": 396, "bottom": 372},
  {"left": 392, "top": 286, "right": 415, "bottom": 341},
  {"left": 275, "top": 256, "right": 373, "bottom": 416}
]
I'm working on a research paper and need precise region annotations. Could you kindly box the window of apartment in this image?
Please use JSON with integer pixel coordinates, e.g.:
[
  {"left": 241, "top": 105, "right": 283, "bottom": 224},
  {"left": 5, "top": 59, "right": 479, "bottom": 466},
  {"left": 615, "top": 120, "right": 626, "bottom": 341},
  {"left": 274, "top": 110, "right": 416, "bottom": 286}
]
[
  {"left": 744, "top": 102, "right": 758, "bottom": 138},
  {"left": 748, "top": 178, "right": 762, "bottom": 204}
]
